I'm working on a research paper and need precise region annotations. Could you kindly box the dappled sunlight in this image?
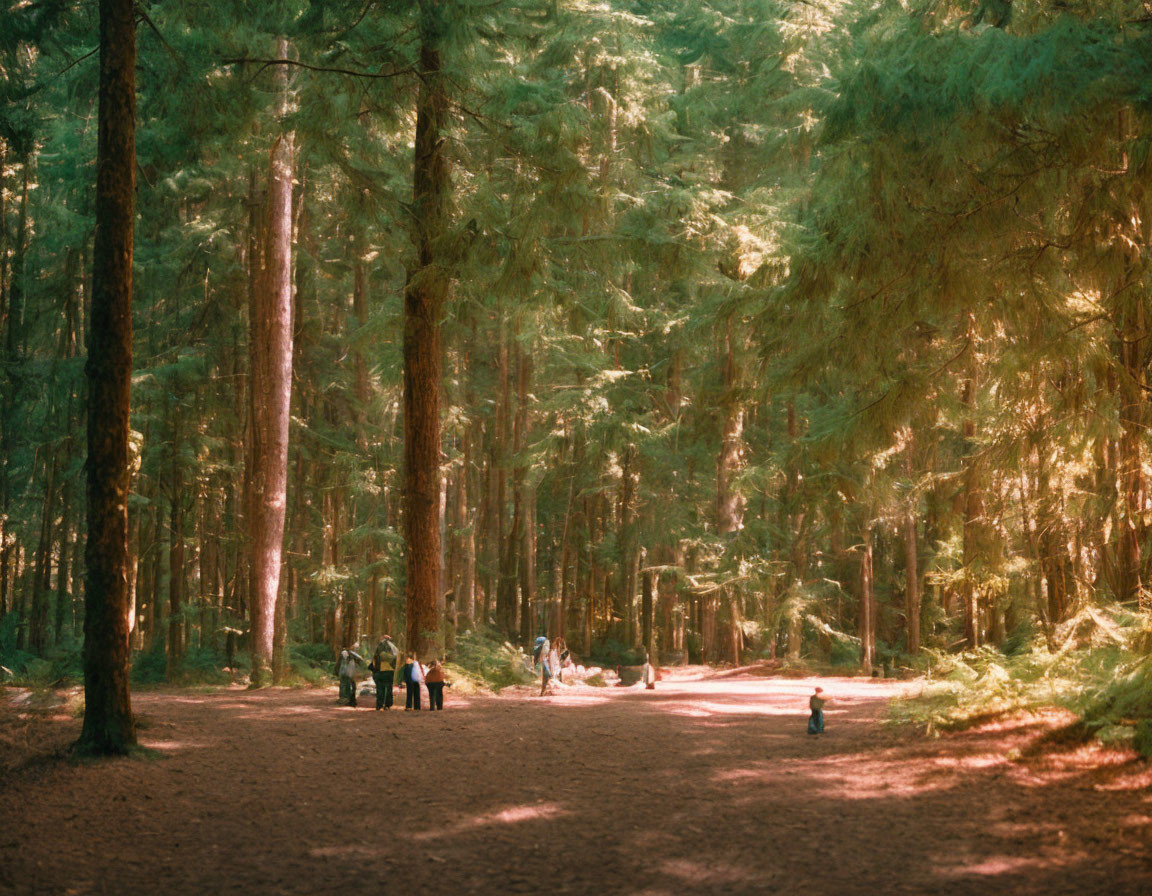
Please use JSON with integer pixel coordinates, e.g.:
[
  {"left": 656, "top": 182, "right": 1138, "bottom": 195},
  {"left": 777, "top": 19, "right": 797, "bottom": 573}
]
[
  {"left": 7, "top": 679, "right": 1147, "bottom": 895},
  {"left": 935, "top": 855, "right": 1058, "bottom": 878},
  {"left": 141, "top": 739, "right": 204, "bottom": 753},
  {"left": 408, "top": 801, "right": 570, "bottom": 842},
  {"left": 658, "top": 857, "right": 762, "bottom": 887}
]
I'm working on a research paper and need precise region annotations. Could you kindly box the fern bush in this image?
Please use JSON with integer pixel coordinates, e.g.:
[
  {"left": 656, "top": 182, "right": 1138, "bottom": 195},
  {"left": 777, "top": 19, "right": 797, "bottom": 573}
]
[{"left": 892, "top": 608, "right": 1151, "bottom": 751}]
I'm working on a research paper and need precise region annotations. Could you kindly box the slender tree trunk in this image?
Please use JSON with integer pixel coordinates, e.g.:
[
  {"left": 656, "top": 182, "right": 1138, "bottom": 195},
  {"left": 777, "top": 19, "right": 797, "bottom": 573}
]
[
  {"left": 247, "top": 42, "right": 295, "bottom": 686},
  {"left": 641, "top": 569, "right": 654, "bottom": 661},
  {"left": 78, "top": 0, "right": 137, "bottom": 755},
  {"left": 30, "top": 451, "right": 58, "bottom": 654},
  {"left": 903, "top": 505, "right": 921, "bottom": 655},
  {"left": 859, "top": 526, "right": 875, "bottom": 675},
  {"left": 404, "top": 2, "right": 451, "bottom": 659},
  {"left": 167, "top": 476, "right": 185, "bottom": 677},
  {"left": 960, "top": 368, "right": 983, "bottom": 649}
]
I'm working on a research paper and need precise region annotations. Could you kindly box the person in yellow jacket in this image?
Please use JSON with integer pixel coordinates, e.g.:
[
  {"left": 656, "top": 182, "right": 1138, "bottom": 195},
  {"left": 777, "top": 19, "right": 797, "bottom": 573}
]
[{"left": 369, "top": 636, "right": 400, "bottom": 711}]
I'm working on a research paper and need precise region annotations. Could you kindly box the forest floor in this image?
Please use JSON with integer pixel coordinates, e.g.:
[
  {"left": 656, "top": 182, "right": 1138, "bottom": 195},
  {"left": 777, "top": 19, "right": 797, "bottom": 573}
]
[{"left": 1, "top": 671, "right": 1150, "bottom": 895}]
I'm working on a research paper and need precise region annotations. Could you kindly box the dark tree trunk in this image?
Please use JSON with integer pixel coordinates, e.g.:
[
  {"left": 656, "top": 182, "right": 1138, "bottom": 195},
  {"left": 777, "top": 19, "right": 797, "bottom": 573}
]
[
  {"left": 167, "top": 463, "right": 185, "bottom": 677},
  {"left": 77, "top": 0, "right": 137, "bottom": 755},
  {"left": 903, "top": 506, "right": 921, "bottom": 655},
  {"left": 30, "top": 451, "right": 58, "bottom": 655},
  {"left": 247, "top": 42, "right": 295, "bottom": 686},
  {"left": 404, "top": 2, "right": 451, "bottom": 659}
]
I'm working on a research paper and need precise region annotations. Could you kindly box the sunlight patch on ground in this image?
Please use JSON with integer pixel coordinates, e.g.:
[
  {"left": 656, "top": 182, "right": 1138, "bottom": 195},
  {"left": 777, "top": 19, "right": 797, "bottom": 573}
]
[
  {"left": 658, "top": 857, "right": 764, "bottom": 887},
  {"left": 407, "top": 801, "right": 570, "bottom": 842},
  {"left": 937, "top": 855, "right": 1055, "bottom": 878},
  {"left": 141, "top": 739, "right": 201, "bottom": 752},
  {"left": 662, "top": 700, "right": 813, "bottom": 718}
]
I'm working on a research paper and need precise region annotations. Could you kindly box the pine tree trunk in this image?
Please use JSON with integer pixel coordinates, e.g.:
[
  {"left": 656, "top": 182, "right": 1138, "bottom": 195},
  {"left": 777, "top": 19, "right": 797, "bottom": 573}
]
[
  {"left": 30, "top": 451, "right": 58, "bottom": 655},
  {"left": 641, "top": 569, "right": 654, "bottom": 661},
  {"left": 247, "top": 42, "right": 295, "bottom": 686},
  {"left": 77, "top": 0, "right": 136, "bottom": 755},
  {"left": 167, "top": 461, "right": 185, "bottom": 677},
  {"left": 404, "top": 3, "right": 451, "bottom": 659},
  {"left": 1115, "top": 299, "right": 1145, "bottom": 605},
  {"left": 859, "top": 526, "right": 875, "bottom": 675},
  {"left": 903, "top": 506, "right": 921, "bottom": 655}
]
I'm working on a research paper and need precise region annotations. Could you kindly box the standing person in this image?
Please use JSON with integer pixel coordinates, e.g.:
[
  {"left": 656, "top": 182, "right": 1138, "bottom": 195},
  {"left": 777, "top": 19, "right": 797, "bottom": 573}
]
[
  {"left": 548, "top": 639, "right": 562, "bottom": 690},
  {"left": 808, "top": 686, "right": 828, "bottom": 735},
  {"left": 554, "top": 637, "right": 569, "bottom": 683},
  {"left": 369, "top": 635, "right": 400, "bottom": 711},
  {"left": 425, "top": 659, "right": 448, "bottom": 710},
  {"left": 336, "top": 647, "right": 364, "bottom": 707},
  {"left": 641, "top": 652, "right": 656, "bottom": 690},
  {"left": 535, "top": 637, "right": 554, "bottom": 697},
  {"left": 401, "top": 652, "right": 424, "bottom": 711}
]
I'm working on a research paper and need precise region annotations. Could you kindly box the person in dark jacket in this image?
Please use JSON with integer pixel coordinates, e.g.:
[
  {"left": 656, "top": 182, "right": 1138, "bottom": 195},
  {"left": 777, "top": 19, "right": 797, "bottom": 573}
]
[
  {"left": 401, "top": 653, "right": 424, "bottom": 711},
  {"left": 369, "top": 636, "right": 400, "bottom": 711},
  {"left": 808, "top": 686, "right": 828, "bottom": 735}
]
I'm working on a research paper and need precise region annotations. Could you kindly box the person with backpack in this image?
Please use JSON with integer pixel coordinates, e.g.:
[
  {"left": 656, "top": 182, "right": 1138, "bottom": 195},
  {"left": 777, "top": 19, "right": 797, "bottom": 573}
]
[
  {"left": 533, "top": 636, "right": 552, "bottom": 696},
  {"left": 401, "top": 652, "right": 425, "bottom": 710},
  {"left": 369, "top": 635, "right": 400, "bottom": 711},
  {"left": 336, "top": 647, "right": 365, "bottom": 707},
  {"left": 425, "top": 659, "right": 449, "bottom": 710}
]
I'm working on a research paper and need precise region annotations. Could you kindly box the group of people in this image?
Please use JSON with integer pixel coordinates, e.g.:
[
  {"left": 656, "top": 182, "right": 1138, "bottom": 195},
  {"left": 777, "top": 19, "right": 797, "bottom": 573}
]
[
  {"left": 336, "top": 636, "right": 450, "bottom": 711},
  {"left": 337, "top": 636, "right": 832, "bottom": 735}
]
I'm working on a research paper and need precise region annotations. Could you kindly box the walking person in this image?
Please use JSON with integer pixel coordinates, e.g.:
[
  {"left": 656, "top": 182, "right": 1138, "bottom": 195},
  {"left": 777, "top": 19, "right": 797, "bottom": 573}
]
[
  {"left": 534, "top": 636, "right": 552, "bottom": 696},
  {"left": 808, "top": 686, "right": 828, "bottom": 735},
  {"left": 369, "top": 635, "right": 400, "bottom": 711},
  {"left": 336, "top": 647, "right": 364, "bottom": 707}
]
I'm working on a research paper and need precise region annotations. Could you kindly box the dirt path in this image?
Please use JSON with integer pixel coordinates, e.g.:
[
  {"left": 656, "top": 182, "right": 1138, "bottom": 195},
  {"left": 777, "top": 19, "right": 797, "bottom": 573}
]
[{"left": 1, "top": 674, "right": 1150, "bottom": 895}]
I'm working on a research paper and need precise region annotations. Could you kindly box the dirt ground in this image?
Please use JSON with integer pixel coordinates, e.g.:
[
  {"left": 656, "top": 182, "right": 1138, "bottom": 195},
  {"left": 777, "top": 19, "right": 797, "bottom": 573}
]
[{"left": 1, "top": 672, "right": 1150, "bottom": 895}]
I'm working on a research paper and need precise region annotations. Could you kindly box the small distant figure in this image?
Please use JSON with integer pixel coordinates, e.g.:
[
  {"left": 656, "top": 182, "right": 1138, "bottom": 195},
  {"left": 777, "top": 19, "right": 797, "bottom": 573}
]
[
  {"left": 425, "top": 659, "right": 449, "bottom": 710},
  {"left": 808, "top": 686, "right": 827, "bottom": 735},
  {"left": 641, "top": 653, "right": 656, "bottom": 690},
  {"left": 369, "top": 635, "right": 400, "bottom": 711},
  {"left": 336, "top": 647, "right": 365, "bottom": 707},
  {"left": 533, "top": 636, "right": 552, "bottom": 696},
  {"left": 401, "top": 653, "right": 425, "bottom": 711}
]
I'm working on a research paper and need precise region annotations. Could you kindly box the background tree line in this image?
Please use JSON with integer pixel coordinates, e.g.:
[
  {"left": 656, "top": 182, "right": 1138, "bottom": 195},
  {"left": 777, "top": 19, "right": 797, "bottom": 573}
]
[{"left": 2, "top": 0, "right": 1151, "bottom": 694}]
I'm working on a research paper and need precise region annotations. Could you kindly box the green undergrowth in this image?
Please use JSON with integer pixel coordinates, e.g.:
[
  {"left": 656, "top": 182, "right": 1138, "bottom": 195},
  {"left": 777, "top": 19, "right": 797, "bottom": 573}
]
[
  {"left": 890, "top": 606, "right": 1152, "bottom": 756},
  {"left": 449, "top": 627, "right": 537, "bottom": 692}
]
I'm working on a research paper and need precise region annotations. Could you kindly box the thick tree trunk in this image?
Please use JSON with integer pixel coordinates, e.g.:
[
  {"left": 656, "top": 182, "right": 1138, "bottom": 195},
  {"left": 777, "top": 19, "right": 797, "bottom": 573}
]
[
  {"left": 77, "top": 0, "right": 137, "bottom": 755},
  {"left": 247, "top": 42, "right": 295, "bottom": 686},
  {"left": 404, "top": 3, "right": 451, "bottom": 659}
]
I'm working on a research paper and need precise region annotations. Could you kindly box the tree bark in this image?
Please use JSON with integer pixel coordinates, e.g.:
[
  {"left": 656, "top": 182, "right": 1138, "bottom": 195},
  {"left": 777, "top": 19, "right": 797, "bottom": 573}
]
[
  {"left": 77, "top": 0, "right": 137, "bottom": 755},
  {"left": 903, "top": 505, "right": 921, "bottom": 655},
  {"left": 247, "top": 41, "right": 295, "bottom": 686},
  {"left": 404, "top": 2, "right": 451, "bottom": 659},
  {"left": 859, "top": 526, "right": 875, "bottom": 675}
]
